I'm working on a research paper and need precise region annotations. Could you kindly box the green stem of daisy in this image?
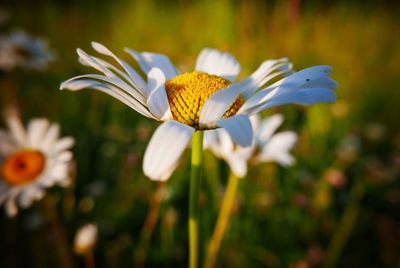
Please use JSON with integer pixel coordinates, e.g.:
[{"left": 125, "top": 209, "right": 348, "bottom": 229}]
[
  {"left": 189, "top": 130, "right": 204, "bottom": 268},
  {"left": 204, "top": 171, "right": 240, "bottom": 268}
]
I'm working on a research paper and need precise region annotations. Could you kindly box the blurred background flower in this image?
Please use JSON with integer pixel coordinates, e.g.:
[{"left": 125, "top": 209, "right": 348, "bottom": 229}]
[
  {"left": 0, "top": 110, "right": 74, "bottom": 217},
  {"left": 0, "top": 31, "right": 54, "bottom": 72}
]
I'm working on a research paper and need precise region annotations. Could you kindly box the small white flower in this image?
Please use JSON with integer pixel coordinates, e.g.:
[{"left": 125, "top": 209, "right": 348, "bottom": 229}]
[
  {"left": 61, "top": 43, "right": 336, "bottom": 181},
  {"left": 204, "top": 114, "right": 298, "bottom": 177},
  {"left": 0, "top": 31, "right": 54, "bottom": 71},
  {"left": 0, "top": 113, "right": 74, "bottom": 217},
  {"left": 74, "top": 223, "right": 98, "bottom": 255}
]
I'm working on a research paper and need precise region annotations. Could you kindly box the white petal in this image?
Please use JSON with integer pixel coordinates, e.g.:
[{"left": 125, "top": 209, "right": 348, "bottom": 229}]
[
  {"left": 51, "top": 137, "right": 75, "bottom": 155},
  {"left": 199, "top": 84, "right": 242, "bottom": 128},
  {"left": 85, "top": 54, "right": 149, "bottom": 96},
  {"left": 91, "top": 42, "right": 149, "bottom": 94},
  {"left": 256, "top": 114, "right": 284, "bottom": 144},
  {"left": 6, "top": 113, "right": 27, "bottom": 147},
  {"left": 146, "top": 68, "right": 172, "bottom": 120},
  {"left": 250, "top": 88, "right": 337, "bottom": 115},
  {"left": 27, "top": 118, "right": 50, "bottom": 148},
  {"left": 50, "top": 164, "right": 69, "bottom": 180},
  {"left": 203, "top": 129, "right": 218, "bottom": 150},
  {"left": 142, "top": 52, "right": 179, "bottom": 80},
  {"left": 226, "top": 157, "right": 248, "bottom": 178},
  {"left": 257, "top": 131, "right": 297, "bottom": 166},
  {"left": 62, "top": 70, "right": 146, "bottom": 105},
  {"left": 73, "top": 48, "right": 149, "bottom": 105},
  {"left": 55, "top": 151, "right": 73, "bottom": 162},
  {"left": 218, "top": 129, "right": 235, "bottom": 156},
  {"left": 270, "top": 65, "right": 334, "bottom": 89},
  {"left": 217, "top": 114, "right": 253, "bottom": 147},
  {"left": 61, "top": 77, "right": 156, "bottom": 119},
  {"left": 19, "top": 186, "right": 45, "bottom": 208},
  {"left": 240, "top": 58, "right": 292, "bottom": 98},
  {"left": 143, "top": 120, "right": 195, "bottom": 181},
  {"left": 39, "top": 123, "right": 60, "bottom": 153},
  {"left": 125, "top": 48, "right": 179, "bottom": 80},
  {"left": 239, "top": 65, "right": 337, "bottom": 115},
  {"left": 195, "top": 48, "right": 241, "bottom": 81},
  {"left": 204, "top": 128, "right": 234, "bottom": 158}
]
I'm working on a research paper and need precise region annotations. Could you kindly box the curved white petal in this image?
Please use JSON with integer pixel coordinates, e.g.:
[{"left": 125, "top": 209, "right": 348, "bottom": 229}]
[
  {"left": 90, "top": 42, "right": 149, "bottom": 94},
  {"left": 60, "top": 77, "right": 156, "bottom": 119},
  {"left": 124, "top": 48, "right": 179, "bottom": 80},
  {"left": 195, "top": 48, "right": 241, "bottom": 81},
  {"left": 143, "top": 120, "right": 195, "bottom": 181},
  {"left": 256, "top": 114, "right": 284, "bottom": 144},
  {"left": 6, "top": 114, "right": 27, "bottom": 147},
  {"left": 250, "top": 88, "right": 336, "bottom": 115},
  {"left": 199, "top": 84, "right": 242, "bottom": 128},
  {"left": 146, "top": 68, "right": 172, "bottom": 121},
  {"left": 77, "top": 48, "right": 148, "bottom": 97},
  {"left": 239, "top": 65, "right": 337, "bottom": 115},
  {"left": 270, "top": 65, "right": 335, "bottom": 89},
  {"left": 240, "top": 58, "right": 292, "bottom": 99},
  {"left": 62, "top": 68, "right": 146, "bottom": 105},
  {"left": 217, "top": 114, "right": 253, "bottom": 147},
  {"left": 257, "top": 131, "right": 297, "bottom": 166},
  {"left": 27, "top": 118, "right": 49, "bottom": 148}
]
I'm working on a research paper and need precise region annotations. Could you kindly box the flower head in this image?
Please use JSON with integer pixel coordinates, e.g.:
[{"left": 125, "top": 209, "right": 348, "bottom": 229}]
[
  {"left": 205, "top": 114, "right": 298, "bottom": 177},
  {"left": 61, "top": 42, "right": 336, "bottom": 181},
  {"left": 0, "top": 112, "right": 74, "bottom": 217},
  {"left": 0, "top": 31, "right": 54, "bottom": 71},
  {"left": 74, "top": 223, "right": 98, "bottom": 255}
]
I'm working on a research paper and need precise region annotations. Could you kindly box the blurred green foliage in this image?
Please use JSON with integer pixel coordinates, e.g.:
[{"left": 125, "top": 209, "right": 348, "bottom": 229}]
[{"left": 0, "top": 0, "right": 399, "bottom": 267}]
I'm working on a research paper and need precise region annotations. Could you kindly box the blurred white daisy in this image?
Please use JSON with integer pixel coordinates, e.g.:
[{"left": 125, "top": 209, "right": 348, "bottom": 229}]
[
  {"left": 0, "top": 31, "right": 54, "bottom": 71},
  {"left": 61, "top": 42, "right": 337, "bottom": 181},
  {"left": 205, "top": 114, "right": 297, "bottom": 177},
  {"left": 0, "top": 113, "right": 74, "bottom": 217},
  {"left": 74, "top": 223, "right": 98, "bottom": 255}
]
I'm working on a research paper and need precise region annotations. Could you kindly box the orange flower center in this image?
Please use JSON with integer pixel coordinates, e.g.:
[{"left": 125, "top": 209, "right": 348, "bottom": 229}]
[
  {"left": 165, "top": 71, "right": 244, "bottom": 129},
  {"left": 1, "top": 150, "right": 45, "bottom": 186}
]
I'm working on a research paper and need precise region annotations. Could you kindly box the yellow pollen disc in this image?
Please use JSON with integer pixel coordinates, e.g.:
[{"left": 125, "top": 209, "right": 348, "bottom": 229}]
[
  {"left": 165, "top": 71, "right": 244, "bottom": 129},
  {"left": 1, "top": 150, "right": 45, "bottom": 186}
]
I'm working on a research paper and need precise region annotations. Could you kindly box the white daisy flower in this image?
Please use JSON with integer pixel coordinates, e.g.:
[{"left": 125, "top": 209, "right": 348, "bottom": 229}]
[
  {"left": 205, "top": 114, "right": 297, "bottom": 177},
  {"left": 60, "top": 42, "right": 337, "bottom": 181},
  {"left": 74, "top": 223, "right": 98, "bottom": 255},
  {"left": 0, "top": 31, "right": 54, "bottom": 71},
  {"left": 0, "top": 113, "right": 74, "bottom": 217}
]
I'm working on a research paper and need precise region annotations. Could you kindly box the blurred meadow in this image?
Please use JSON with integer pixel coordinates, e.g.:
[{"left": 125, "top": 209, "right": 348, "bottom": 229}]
[{"left": 0, "top": 0, "right": 400, "bottom": 267}]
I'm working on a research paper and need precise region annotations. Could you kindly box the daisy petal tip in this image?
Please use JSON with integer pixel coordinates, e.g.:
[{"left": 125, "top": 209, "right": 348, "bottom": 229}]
[{"left": 91, "top": 41, "right": 106, "bottom": 51}]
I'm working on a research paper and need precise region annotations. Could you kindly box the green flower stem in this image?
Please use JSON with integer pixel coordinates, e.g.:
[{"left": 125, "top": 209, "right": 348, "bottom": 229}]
[
  {"left": 204, "top": 171, "right": 240, "bottom": 268},
  {"left": 189, "top": 131, "right": 204, "bottom": 268}
]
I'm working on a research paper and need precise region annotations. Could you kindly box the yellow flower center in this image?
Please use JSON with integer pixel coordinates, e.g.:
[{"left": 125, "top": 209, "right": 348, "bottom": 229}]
[
  {"left": 1, "top": 150, "right": 45, "bottom": 186},
  {"left": 165, "top": 71, "right": 244, "bottom": 129}
]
